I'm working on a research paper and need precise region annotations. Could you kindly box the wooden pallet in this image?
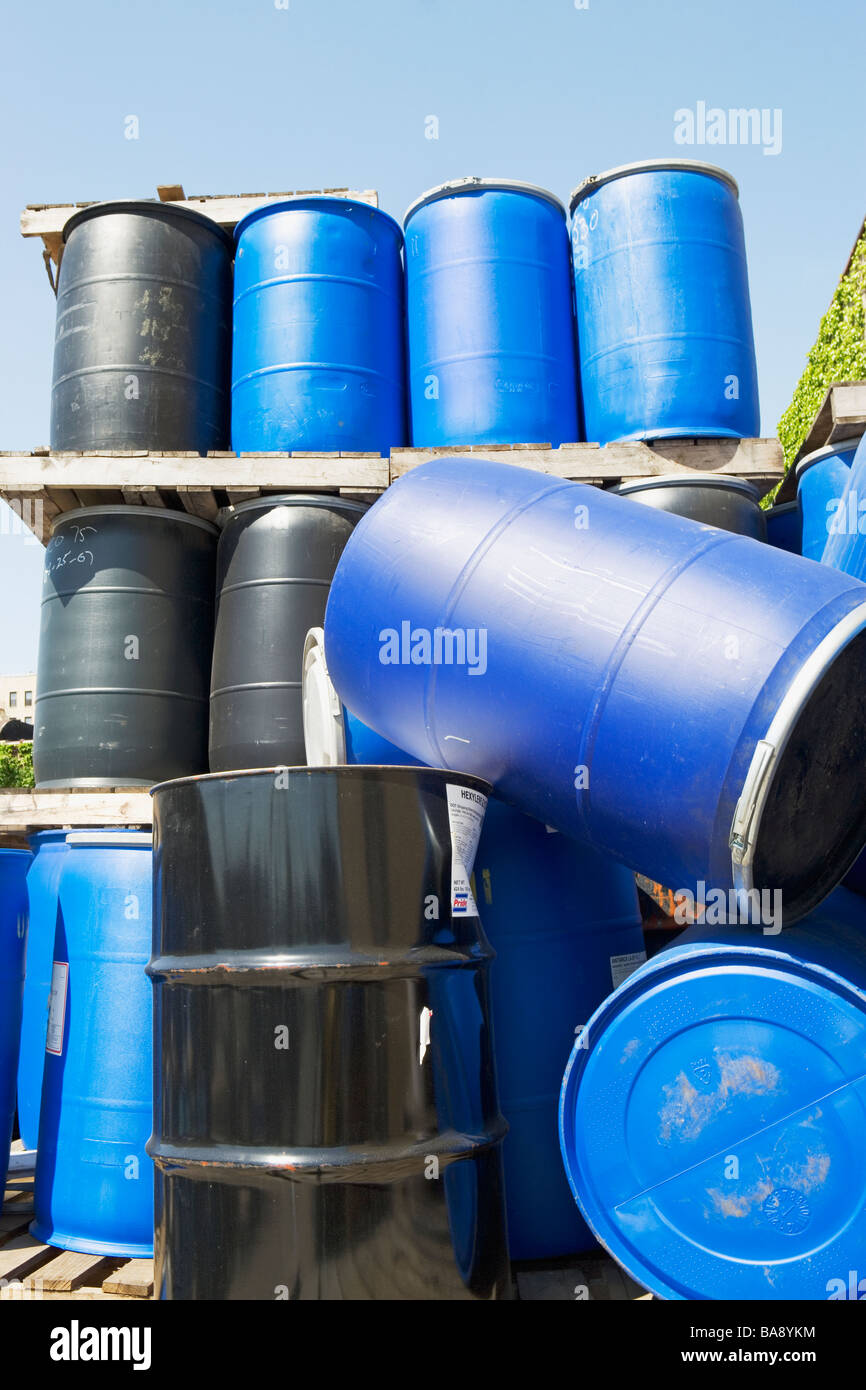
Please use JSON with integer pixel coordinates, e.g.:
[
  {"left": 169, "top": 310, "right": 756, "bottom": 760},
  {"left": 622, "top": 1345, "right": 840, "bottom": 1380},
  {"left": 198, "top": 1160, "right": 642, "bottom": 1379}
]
[
  {"left": 0, "top": 438, "right": 784, "bottom": 545},
  {"left": 21, "top": 184, "right": 379, "bottom": 289},
  {"left": 515, "top": 1255, "right": 651, "bottom": 1301},
  {"left": 2, "top": 1156, "right": 153, "bottom": 1301},
  {"left": 775, "top": 380, "right": 866, "bottom": 504},
  {"left": 0, "top": 789, "right": 152, "bottom": 842},
  {"left": 3, "top": 1154, "right": 647, "bottom": 1301}
]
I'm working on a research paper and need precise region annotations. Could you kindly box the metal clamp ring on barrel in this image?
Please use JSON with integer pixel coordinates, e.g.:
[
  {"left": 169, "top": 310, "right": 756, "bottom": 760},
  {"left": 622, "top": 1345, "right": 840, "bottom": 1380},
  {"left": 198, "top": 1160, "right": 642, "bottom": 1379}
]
[{"left": 730, "top": 599, "right": 866, "bottom": 892}]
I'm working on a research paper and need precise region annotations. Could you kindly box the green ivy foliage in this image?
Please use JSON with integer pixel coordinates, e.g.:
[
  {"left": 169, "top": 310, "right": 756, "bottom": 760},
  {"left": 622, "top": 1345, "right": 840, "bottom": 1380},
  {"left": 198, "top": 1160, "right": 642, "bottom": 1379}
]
[
  {"left": 776, "top": 230, "right": 866, "bottom": 484},
  {"left": 0, "top": 740, "right": 34, "bottom": 788}
]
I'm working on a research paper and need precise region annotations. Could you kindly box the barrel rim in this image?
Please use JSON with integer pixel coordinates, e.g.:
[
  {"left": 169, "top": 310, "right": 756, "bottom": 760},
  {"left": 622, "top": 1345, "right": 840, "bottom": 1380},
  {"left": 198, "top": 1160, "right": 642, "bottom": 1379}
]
[
  {"left": 62, "top": 199, "right": 234, "bottom": 250},
  {"left": 302, "top": 626, "right": 347, "bottom": 765},
  {"left": 64, "top": 831, "right": 152, "bottom": 848},
  {"left": 218, "top": 494, "right": 370, "bottom": 526},
  {"left": 568, "top": 159, "right": 740, "bottom": 212},
  {"left": 150, "top": 765, "right": 493, "bottom": 796},
  {"left": 233, "top": 196, "right": 404, "bottom": 243},
  {"left": 766, "top": 499, "right": 799, "bottom": 515},
  {"left": 731, "top": 598, "right": 866, "bottom": 920},
  {"left": 795, "top": 434, "right": 864, "bottom": 477},
  {"left": 558, "top": 928, "right": 866, "bottom": 1301},
  {"left": 404, "top": 177, "right": 566, "bottom": 225},
  {"left": 49, "top": 504, "right": 219, "bottom": 537},
  {"left": 0, "top": 847, "right": 33, "bottom": 858},
  {"left": 612, "top": 473, "right": 760, "bottom": 500}
]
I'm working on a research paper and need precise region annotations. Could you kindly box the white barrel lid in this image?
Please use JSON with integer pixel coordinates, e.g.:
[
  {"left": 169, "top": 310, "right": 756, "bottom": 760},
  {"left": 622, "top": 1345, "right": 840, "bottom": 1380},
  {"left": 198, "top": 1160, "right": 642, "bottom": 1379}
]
[
  {"left": 404, "top": 177, "right": 566, "bottom": 226},
  {"left": 795, "top": 435, "right": 864, "bottom": 478},
  {"left": 65, "top": 831, "right": 152, "bottom": 847},
  {"left": 569, "top": 158, "right": 739, "bottom": 213},
  {"left": 302, "top": 628, "right": 347, "bottom": 765}
]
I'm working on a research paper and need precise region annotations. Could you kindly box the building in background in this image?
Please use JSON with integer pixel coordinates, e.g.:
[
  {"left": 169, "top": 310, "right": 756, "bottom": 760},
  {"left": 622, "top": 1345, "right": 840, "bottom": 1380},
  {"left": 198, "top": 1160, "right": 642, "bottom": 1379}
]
[{"left": 0, "top": 673, "right": 37, "bottom": 726}]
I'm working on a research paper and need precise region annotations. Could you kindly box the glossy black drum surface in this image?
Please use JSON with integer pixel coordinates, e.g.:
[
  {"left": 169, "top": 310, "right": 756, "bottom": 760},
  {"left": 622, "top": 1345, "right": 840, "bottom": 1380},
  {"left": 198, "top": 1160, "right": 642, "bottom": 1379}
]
[{"left": 148, "top": 766, "right": 511, "bottom": 1300}]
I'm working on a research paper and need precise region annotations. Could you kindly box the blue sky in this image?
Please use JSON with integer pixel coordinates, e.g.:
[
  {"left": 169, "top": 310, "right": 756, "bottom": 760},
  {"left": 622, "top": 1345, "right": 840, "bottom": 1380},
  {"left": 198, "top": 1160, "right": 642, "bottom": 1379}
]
[{"left": 1, "top": 0, "right": 864, "bottom": 672}]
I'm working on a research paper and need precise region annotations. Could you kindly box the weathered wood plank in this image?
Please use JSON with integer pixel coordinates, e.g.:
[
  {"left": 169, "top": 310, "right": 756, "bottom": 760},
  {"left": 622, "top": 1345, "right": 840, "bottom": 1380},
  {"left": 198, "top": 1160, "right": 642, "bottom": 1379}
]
[
  {"left": 389, "top": 438, "right": 784, "bottom": 484},
  {"left": 0, "top": 452, "right": 389, "bottom": 492},
  {"left": 0, "top": 1212, "right": 33, "bottom": 1241},
  {"left": 176, "top": 485, "right": 220, "bottom": 522},
  {"left": 102, "top": 1259, "right": 154, "bottom": 1299},
  {"left": 516, "top": 1257, "right": 649, "bottom": 1301},
  {"left": 0, "top": 790, "right": 153, "bottom": 833},
  {"left": 22, "top": 189, "right": 379, "bottom": 262},
  {"left": 24, "top": 1250, "right": 117, "bottom": 1291},
  {"left": 795, "top": 381, "right": 866, "bottom": 463},
  {"left": 122, "top": 485, "right": 166, "bottom": 507},
  {"left": 0, "top": 1235, "right": 55, "bottom": 1282}
]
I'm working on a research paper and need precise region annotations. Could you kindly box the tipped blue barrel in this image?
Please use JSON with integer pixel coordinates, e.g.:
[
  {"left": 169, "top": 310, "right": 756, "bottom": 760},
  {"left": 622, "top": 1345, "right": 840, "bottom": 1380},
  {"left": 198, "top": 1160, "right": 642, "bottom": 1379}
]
[
  {"left": 232, "top": 197, "right": 406, "bottom": 453},
  {"left": 302, "top": 626, "right": 646, "bottom": 1258},
  {"left": 570, "top": 160, "right": 759, "bottom": 443},
  {"left": 404, "top": 179, "right": 579, "bottom": 447},
  {"left": 0, "top": 850, "right": 31, "bottom": 1203},
  {"left": 820, "top": 434, "right": 866, "bottom": 576},
  {"left": 797, "top": 437, "right": 861, "bottom": 562},
  {"left": 559, "top": 886, "right": 866, "bottom": 1300},
  {"left": 764, "top": 500, "right": 801, "bottom": 555},
  {"left": 33, "top": 832, "right": 154, "bottom": 1255},
  {"left": 17, "top": 832, "right": 68, "bottom": 1151},
  {"left": 324, "top": 456, "right": 866, "bottom": 923}
]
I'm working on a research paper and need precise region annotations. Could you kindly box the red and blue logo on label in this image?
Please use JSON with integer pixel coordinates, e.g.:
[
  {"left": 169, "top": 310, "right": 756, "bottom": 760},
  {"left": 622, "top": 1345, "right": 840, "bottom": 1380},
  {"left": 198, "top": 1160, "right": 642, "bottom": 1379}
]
[{"left": 453, "top": 892, "right": 469, "bottom": 914}]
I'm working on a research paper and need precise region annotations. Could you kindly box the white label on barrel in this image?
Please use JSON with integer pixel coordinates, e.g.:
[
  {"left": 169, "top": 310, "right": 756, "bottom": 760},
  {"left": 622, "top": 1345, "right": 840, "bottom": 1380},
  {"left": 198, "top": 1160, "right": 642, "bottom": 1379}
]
[
  {"left": 609, "top": 951, "right": 646, "bottom": 990},
  {"left": 46, "top": 960, "right": 69, "bottom": 1055},
  {"left": 446, "top": 783, "right": 487, "bottom": 917}
]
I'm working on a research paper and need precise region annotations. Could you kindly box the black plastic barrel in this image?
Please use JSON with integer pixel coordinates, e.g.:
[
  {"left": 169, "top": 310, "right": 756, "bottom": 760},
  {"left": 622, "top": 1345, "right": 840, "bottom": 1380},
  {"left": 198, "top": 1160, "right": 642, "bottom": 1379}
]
[
  {"left": 611, "top": 473, "right": 767, "bottom": 539},
  {"left": 209, "top": 496, "right": 367, "bottom": 771},
  {"left": 51, "top": 201, "right": 232, "bottom": 452},
  {"left": 34, "top": 506, "right": 217, "bottom": 788},
  {"left": 148, "top": 766, "right": 511, "bottom": 1300}
]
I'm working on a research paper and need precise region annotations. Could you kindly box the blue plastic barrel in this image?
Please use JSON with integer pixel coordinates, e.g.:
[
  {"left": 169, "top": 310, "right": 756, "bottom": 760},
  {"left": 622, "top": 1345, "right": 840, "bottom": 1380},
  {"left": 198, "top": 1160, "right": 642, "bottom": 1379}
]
[
  {"left": 17, "top": 827, "right": 135, "bottom": 1151},
  {"left": 404, "top": 178, "right": 579, "bottom": 447},
  {"left": 820, "top": 433, "right": 866, "bottom": 576},
  {"left": 17, "top": 831, "right": 68, "bottom": 1151},
  {"left": 0, "top": 850, "right": 31, "bottom": 1204},
  {"left": 473, "top": 800, "right": 645, "bottom": 1259},
  {"left": 570, "top": 160, "right": 760, "bottom": 443},
  {"left": 302, "top": 626, "right": 647, "bottom": 1258},
  {"left": 559, "top": 886, "right": 866, "bottom": 1300},
  {"left": 764, "top": 499, "right": 801, "bottom": 555},
  {"left": 232, "top": 197, "right": 406, "bottom": 454},
  {"left": 797, "top": 437, "right": 861, "bottom": 562},
  {"left": 324, "top": 455, "right": 866, "bottom": 923},
  {"left": 32, "top": 832, "right": 154, "bottom": 1255}
]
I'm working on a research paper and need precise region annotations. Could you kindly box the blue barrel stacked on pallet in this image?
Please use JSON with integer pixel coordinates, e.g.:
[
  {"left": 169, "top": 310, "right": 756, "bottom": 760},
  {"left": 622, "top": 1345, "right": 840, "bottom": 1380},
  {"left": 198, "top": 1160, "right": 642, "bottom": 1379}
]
[
  {"left": 404, "top": 178, "right": 580, "bottom": 447},
  {"left": 570, "top": 160, "right": 760, "bottom": 443},
  {"left": 231, "top": 197, "right": 406, "bottom": 454}
]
